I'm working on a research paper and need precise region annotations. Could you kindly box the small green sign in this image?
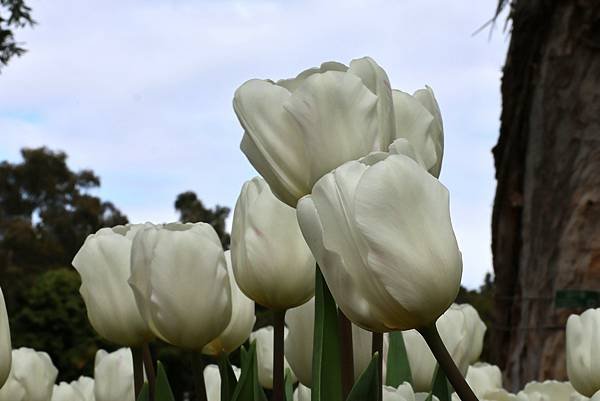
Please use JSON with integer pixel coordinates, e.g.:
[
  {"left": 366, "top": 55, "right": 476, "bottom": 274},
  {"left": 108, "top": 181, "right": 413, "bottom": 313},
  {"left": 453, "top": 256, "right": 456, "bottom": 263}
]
[{"left": 555, "top": 290, "right": 600, "bottom": 308}]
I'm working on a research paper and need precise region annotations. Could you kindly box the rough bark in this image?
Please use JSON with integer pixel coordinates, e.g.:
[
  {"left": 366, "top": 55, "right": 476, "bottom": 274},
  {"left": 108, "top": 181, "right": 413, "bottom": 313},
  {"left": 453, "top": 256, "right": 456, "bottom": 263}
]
[{"left": 491, "top": 0, "right": 600, "bottom": 391}]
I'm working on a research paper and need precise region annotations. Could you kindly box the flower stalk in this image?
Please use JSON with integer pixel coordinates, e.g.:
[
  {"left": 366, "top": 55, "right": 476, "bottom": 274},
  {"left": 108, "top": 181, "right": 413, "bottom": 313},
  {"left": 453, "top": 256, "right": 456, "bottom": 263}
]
[
  {"left": 339, "top": 310, "right": 354, "bottom": 398},
  {"left": 418, "top": 324, "right": 479, "bottom": 401},
  {"left": 372, "top": 332, "right": 383, "bottom": 401},
  {"left": 273, "top": 309, "right": 286, "bottom": 401},
  {"left": 191, "top": 352, "right": 208, "bottom": 401},
  {"left": 131, "top": 346, "right": 144, "bottom": 400},
  {"left": 142, "top": 343, "right": 156, "bottom": 401}
]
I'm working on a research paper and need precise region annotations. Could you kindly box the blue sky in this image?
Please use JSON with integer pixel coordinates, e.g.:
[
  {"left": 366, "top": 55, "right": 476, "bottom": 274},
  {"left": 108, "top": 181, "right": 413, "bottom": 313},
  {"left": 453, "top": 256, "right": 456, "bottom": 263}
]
[{"left": 0, "top": 0, "right": 509, "bottom": 288}]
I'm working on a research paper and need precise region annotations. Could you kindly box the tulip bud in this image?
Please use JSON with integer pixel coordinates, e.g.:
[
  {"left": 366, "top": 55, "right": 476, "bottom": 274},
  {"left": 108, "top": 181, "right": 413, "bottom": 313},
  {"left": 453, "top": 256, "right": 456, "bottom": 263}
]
[
  {"left": 129, "top": 223, "right": 232, "bottom": 350},
  {"left": 284, "top": 297, "right": 388, "bottom": 386},
  {"left": 94, "top": 348, "right": 134, "bottom": 401},
  {"left": 297, "top": 152, "right": 462, "bottom": 333},
  {"left": 203, "top": 251, "right": 255, "bottom": 356},
  {"left": 567, "top": 308, "right": 600, "bottom": 397},
  {"left": 516, "top": 381, "right": 582, "bottom": 401},
  {"left": 250, "top": 326, "right": 296, "bottom": 389},
  {"left": 70, "top": 377, "right": 94, "bottom": 401},
  {"left": 72, "top": 224, "right": 154, "bottom": 346},
  {"left": 0, "top": 288, "right": 11, "bottom": 388},
  {"left": 391, "top": 87, "right": 443, "bottom": 177},
  {"left": 234, "top": 57, "right": 395, "bottom": 207},
  {"left": 8, "top": 348, "right": 58, "bottom": 401},
  {"left": 231, "top": 177, "right": 315, "bottom": 310},
  {"left": 403, "top": 304, "right": 485, "bottom": 392},
  {"left": 51, "top": 382, "right": 85, "bottom": 401},
  {"left": 293, "top": 384, "right": 311, "bottom": 401},
  {"left": 204, "top": 364, "right": 241, "bottom": 401}
]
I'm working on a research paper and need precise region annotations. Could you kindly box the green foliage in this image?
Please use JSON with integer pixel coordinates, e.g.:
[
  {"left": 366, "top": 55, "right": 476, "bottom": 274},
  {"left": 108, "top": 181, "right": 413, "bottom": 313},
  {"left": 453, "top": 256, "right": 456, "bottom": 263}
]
[
  {"left": 231, "top": 343, "right": 267, "bottom": 401},
  {"left": 218, "top": 354, "right": 239, "bottom": 401},
  {"left": 0, "top": 0, "right": 35, "bottom": 69},
  {"left": 311, "top": 266, "right": 343, "bottom": 401},
  {"left": 174, "top": 191, "right": 230, "bottom": 248},
  {"left": 284, "top": 369, "right": 294, "bottom": 401},
  {"left": 386, "top": 331, "right": 413, "bottom": 387},
  {"left": 156, "top": 362, "right": 176, "bottom": 401},
  {"left": 430, "top": 365, "right": 452, "bottom": 401},
  {"left": 10, "top": 268, "right": 112, "bottom": 380},
  {"left": 137, "top": 383, "right": 150, "bottom": 401},
  {"left": 346, "top": 353, "right": 379, "bottom": 401}
]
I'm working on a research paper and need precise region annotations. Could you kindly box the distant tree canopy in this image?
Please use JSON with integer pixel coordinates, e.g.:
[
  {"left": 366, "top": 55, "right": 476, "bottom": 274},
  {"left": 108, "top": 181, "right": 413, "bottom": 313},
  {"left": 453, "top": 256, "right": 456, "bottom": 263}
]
[
  {"left": 0, "top": 0, "right": 35, "bottom": 69},
  {"left": 175, "top": 191, "right": 231, "bottom": 248}
]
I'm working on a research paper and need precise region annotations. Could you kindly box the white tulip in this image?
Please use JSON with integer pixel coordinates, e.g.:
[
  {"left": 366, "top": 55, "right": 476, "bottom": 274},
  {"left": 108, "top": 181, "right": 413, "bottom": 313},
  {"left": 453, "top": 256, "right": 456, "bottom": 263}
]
[
  {"left": 293, "top": 384, "right": 311, "bottom": 401},
  {"left": 129, "top": 223, "right": 232, "bottom": 350},
  {"left": 592, "top": 390, "right": 600, "bottom": 401},
  {"left": 284, "top": 297, "right": 388, "bottom": 386},
  {"left": 297, "top": 151, "right": 462, "bottom": 332},
  {"left": 231, "top": 177, "right": 315, "bottom": 310},
  {"left": 403, "top": 304, "right": 486, "bottom": 392},
  {"left": 383, "top": 382, "right": 439, "bottom": 401},
  {"left": 391, "top": 87, "right": 443, "bottom": 177},
  {"left": 450, "top": 363, "right": 503, "bottom": 400},
  {"left": 203, "top": 251, "right": 255, "bottom": 356},
  {"left": 567, "top": 308, "right": 600, "bottom": 397},
  {"left": 72, "top": 224, "right": 154, "bottom": 346},
  {"left": 250, "top": 326, "right": 296, "bottom": 389},
  {"left": 516, "top": 380, "right": 582, "bottom": 401},
  {"left": 94, "top": 349, "right": 134, "bottom": 401},
  {"left": 51, "top": 382, "right": 85, "bottom": 401},
  {"left": 70, "top": 377, "right": 94, "bottom": 401},
  {"left": 203, "top": 364, "right": 241, "bottom": 401},
  {"left": 0, "top": 288, "right": 11, "bottom": 388},
  {"left": 454, "top": 389, "right": 518, "bottom": 401},
  {"left": 234, "top": 57, "right": 395, "bottom": 207},
  {"left": 8, "top": 348, "right": 58, "bottom": 401},
  {"left": 0, "top": 376, "right": 25, "bottom": 401}
]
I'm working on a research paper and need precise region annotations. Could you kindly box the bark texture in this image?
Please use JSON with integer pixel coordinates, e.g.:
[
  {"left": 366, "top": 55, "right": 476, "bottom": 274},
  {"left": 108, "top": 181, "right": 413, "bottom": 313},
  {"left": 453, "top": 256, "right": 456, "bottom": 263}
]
[{"left": 491, "top": 0, "right": 600, "bottom": 391}]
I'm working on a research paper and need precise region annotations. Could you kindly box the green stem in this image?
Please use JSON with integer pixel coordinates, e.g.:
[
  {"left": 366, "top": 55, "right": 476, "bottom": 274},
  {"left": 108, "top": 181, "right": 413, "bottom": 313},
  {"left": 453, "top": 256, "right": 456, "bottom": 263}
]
[
  {"left": 142, "top": 343, "right": 156, "bottom": 401},
  {"left": 338, "top": 310, "right": 354, "bottom": 398},
  {"left": 372, "top": 332, "right": 383, "bottom": 401},
  {"left": 131, "top": 346, "right": 144, "bottom": 400},
  {"left": 191, "top": 352, "right": 208, "bottom": 401},
  {"left": 273, "top": 309, "right": 286, "bottom": 401},
  {"left": 418, "top": 325, "right": 479, "bottom": 401}
]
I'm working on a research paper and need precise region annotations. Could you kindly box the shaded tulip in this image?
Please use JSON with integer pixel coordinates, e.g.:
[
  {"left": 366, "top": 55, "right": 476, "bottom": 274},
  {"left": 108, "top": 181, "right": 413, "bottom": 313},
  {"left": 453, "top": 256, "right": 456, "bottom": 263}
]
[
  {"left": 250, "top": 326, "right": 296, "bottom": 389},
  {"left": 403, "top": 304, "right": 486, "bottom": 392},
  {"left": 9, "top": 347, "right": 58, "bottom": 401},
  {"left": 451, "top": 363, "right": 503, "bottom": 401},
  {"left": 51, "top": 382, "right": 85, "bottom": 401},
  {"left": 94, "top": 349, "right": 134, "bottom": 401},
  {"left": 293, "top": 384, "right": 311, "bottom": 401},
  {"left": 203, "top": 251, "right": 255, "bottom": 356},
  {"left": 284, "top": 297, "right": 388, "bottom": 386},
  {"left": 452, "top": 389, "right": 518, "bottom": 401},
  {"left": 517, "top": 381, "right": 582, "bottom": 401},
  {"left": 0, "top": 376, "right": 25, "bottom": 401},
  {"left": 0, "top": 288, "right": 11, "bottom": 388},
  {"left": 204, "top": 364, "right": 241, "bottom": 401},
  {"left": 129, "top": 223, "right": 231, "bottom": 350},
  {"left": 592, "top": 390, "right": 600, "bottom": 401},
  {"left": 70, "top": 377, "right": 94, "bottom": 401},
  {"left": 231, "top": 177, "right": 315, "bottom": 310},
  {"left": 567, "top": 308, "right": 600, "bottom": 397},
  {"left": 72, "top": 225, "right": 154, "bottom": 346},
  {"left": 383, "top": 382, "right": 439, "bottom": 401},
  {"left": 391, "top": 87, "right": 443, "bottom": 177},
  {"left": 234, "top": 57, "right": 395, "bottom": 207},
  {"left": 297, "top": 151, "right": 462, "bottom": 332}
]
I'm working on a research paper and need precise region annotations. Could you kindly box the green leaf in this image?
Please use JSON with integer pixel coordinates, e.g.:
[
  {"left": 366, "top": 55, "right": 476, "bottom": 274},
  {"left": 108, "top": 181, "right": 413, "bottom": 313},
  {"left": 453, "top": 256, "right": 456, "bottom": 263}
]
[
  {"left": 156, "top": 361, "right": 176, "bottom": 401},
  {"left": 231, "top": 342, "right": 268, "bottom": 401},
  {"left": 218, "top": 355, "right": 239, "bottom": 401},
  {"left": 345, "top": 353, "right": 379, "bottom": 401},
  {"left": 136, "top": 383, "right": 149, "bottom": 401},
  {"left": 431, "top": 364, "right": 452, "bottom": 401},
  {"left": 386, "top": 331, "right": 413, "bottom": 387},
  {"left": 311, "top": 266, "right": 343, "bottom": 401},
  {"left": 284, "top": 368, "right": 294, "bottom": 401}
]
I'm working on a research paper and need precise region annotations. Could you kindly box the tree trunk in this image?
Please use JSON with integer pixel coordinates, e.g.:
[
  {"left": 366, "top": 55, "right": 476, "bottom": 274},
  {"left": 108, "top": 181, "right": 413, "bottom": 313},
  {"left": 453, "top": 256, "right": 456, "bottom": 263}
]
[{"left": 491, "top": 0, "right": 600, "bottom": 391}]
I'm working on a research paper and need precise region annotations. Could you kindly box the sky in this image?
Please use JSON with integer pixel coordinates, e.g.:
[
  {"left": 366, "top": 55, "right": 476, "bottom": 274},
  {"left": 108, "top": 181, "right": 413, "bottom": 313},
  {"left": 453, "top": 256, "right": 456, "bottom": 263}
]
[{"left": 0, "top": 0, "right": 510, "bottom": 289}]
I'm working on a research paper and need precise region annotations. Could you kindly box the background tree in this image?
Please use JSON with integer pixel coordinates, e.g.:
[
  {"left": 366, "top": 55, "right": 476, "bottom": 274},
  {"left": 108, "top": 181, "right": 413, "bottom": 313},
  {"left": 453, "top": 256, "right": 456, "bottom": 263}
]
[
  {"left": 0, "top": 0, "right": 34, "bottom": 69},
  {"left": 490, "top": 0, "right": 600, "bottom": 390},
  {"left": 174, "top": 191, "right": 231, "bottom": 248}
]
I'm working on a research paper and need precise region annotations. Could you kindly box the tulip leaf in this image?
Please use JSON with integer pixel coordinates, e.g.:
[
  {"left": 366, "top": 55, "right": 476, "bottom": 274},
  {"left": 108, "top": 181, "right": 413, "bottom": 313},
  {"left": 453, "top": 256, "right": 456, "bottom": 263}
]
[
  {"left": 312, "top": 266, "right": 343, "bottom": 401},
  {"left": 136, "top": 383, "right": 149, "bottom": 401},
  {"left": 218, "top": 355, "right": 238, "bottom": 401},
  {"left": 284, "top": 368, "right": 294, "bottom": 401},
  {"left": 345, "top": 353, "right": 379, "bottom": 401},
  {"left": 232, "top": 342, "right": 268, "bottom": 401},
  {"left": 431, "top": 364, "right": 452, "bottom": 401},
  {"left": 386, "top": 331, "right": 413, "bottom": 387},
  {"left": 155, "top": 361, "right": 176, "bottom": 401}
]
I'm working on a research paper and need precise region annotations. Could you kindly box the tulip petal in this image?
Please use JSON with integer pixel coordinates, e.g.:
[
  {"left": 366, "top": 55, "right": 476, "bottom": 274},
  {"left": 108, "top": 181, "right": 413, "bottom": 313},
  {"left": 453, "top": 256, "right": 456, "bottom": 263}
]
[
  {"left": 284, "top": 71, "right": 379, "bottom": 188},
  {"left": 353, "top": 155, "right": 462, "bottom": 329},
  {"left": 276, "top": 61, "right": 348, "bottom": 92},
  {"left": 413, "top": 86, "right": 443, "bottom": 177}
]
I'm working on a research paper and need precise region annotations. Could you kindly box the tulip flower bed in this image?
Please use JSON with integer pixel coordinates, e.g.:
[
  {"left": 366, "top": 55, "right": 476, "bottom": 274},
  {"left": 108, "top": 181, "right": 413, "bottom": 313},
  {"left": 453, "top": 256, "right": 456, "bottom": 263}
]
[{"left": 0, "top": 56, "right": 598, "bottom": 401}]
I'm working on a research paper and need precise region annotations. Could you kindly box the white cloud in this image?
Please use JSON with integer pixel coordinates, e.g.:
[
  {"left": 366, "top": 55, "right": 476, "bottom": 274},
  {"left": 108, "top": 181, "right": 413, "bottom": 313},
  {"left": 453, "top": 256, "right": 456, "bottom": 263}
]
[{"left": 0, "top": 0, "right": 509, "bottom": 288}]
